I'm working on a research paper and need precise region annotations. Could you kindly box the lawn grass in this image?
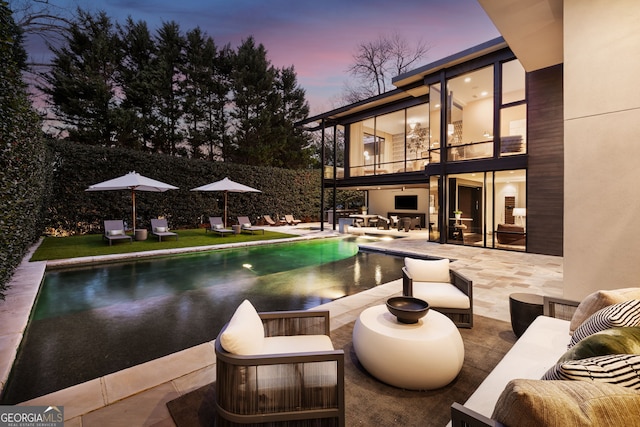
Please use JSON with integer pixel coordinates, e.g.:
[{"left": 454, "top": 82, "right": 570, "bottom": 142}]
[{"left": 31, "top": 228, "right": 297, "bottom": 261}]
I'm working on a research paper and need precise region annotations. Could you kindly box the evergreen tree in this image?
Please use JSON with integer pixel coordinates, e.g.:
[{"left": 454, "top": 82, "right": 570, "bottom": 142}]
[
  {"left": 204, "top": 42, "right": 233, "bottom": 161},
  {"left": 182, "top": 27, "right": 213, "bottom": 159},
  {"left": 152, "top": 21, "right": 185, "bottom": 156},
  {"left": 230, "top": 36, "right": 279, "bottom": 166},
  {"left": 39, "top": 8, "right": 122, "bottom": 145},
  {"left": 118, "top": 17, "right": 157, "bottom": 150},
  {"left": 273, "top": 66, "right": 313, "bottom": 168}
]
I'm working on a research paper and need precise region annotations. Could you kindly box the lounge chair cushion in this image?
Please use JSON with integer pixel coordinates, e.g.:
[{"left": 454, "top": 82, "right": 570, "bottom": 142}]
[
  {"left": 219, "top": 300, "right": 264, "bottom": 355},
  {"left": 213, "top": 224, "right": 224, "bottom": 229},
  {"left": 108, "top": 229, "right": 124, "bottom": 236},
  {"left": 262, "top": 335, "right": 335, "bottom": 354},
  {"left": 155, "top": 226, "right": 167, "bottom": 232},
  {"left": 411, "top": 282, "right": 471, "bottom": 309},
  {"left": 570, "top": 288, "right": 640, "bottom": 334},
  {"left": 404, "top": 257, "right": 450, "bottom": 283}
]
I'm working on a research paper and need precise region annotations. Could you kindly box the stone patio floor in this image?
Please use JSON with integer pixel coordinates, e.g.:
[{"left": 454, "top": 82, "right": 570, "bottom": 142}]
[{"left": 0, "top": 223, "right": 563, "bottom": 426}]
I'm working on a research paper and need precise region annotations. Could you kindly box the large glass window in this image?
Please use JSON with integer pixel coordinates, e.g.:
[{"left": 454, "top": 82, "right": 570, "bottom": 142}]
[
  {"left": 428, "top": 84, "right": 441, "bottom": 163},
  {"left": 500, "top": 60, "right": 527, "bottom": 156},
  {"left": 446, "top": 66, "right": 494, "bottom": 161},
  {"left": 405, "top": 104, "right": 429, "bottom": 172},
  {"left": 348, "top": 105, "right": 430, "bottom": 176},
  {"left": 323, "top": 125, "right": 345, "bottom": 179},
  {"left": 443, "top": 170, "right": 525, "bottom": 251}
]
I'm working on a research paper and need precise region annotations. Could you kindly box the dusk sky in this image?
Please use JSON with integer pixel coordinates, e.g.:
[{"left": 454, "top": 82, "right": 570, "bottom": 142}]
[{"left": 22, "top": 0, "right": 499, "bottom": 114}]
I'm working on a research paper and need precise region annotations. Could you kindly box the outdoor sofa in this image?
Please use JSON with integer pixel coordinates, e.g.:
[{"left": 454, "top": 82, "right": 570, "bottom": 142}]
[
  {"left": 450, "top": 289, "right": 640, "bottom": 426},
  {"left": 214, "top": 300, "right": 345, "bottom": 426}
]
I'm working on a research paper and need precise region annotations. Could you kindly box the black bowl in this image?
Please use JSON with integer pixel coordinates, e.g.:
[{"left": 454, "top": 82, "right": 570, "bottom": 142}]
[{"left": 386, "top": 297, "right": 430, "bottom": 324}]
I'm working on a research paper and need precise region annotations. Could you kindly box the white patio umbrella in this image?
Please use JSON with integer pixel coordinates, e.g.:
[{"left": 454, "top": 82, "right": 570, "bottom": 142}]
[
  {"left": 86, "top": 171, "right": 179, "bottom": 232},
  {"left": 190, "top": 177, "right": 261, "bottom": 227}
]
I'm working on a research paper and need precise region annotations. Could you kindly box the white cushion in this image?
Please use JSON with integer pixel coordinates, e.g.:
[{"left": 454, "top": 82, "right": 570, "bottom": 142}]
[
  {"left": 412, "top": 282, "right": 470, "bottom": 309},
  {"left": 108, "top": 229, "right": 124, "bottom": 236},
  {"left": 262, "top": 335, "right": 334, "bottom": 354},
  {"left": 155, "top": 226, "right": 167, "bottom": 232},
  {"left": 213, "top": 224, "right": 223, "bottom": 230},
  {"left": 405, "top": 257, "right": 450, "bottom": 283},
  {"left": 219, "top": 300, "right": 264, "bottom": 355}
]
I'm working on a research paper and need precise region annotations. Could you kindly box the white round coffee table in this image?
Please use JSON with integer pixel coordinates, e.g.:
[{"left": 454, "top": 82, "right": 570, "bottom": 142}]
[{"left": 352, "top": 304, "right": 464, "bottom": 390}]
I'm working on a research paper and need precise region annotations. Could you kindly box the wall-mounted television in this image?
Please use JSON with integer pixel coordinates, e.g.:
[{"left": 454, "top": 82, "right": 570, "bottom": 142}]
[{"left": 395, "top": 195, "right": 418, "bottom": 210}]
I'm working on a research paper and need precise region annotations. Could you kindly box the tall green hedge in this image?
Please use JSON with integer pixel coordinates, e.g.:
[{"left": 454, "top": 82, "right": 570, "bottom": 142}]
[
  {"left": 46, "top": 140, "right": 323, "bottom": 234},
  {"left": 0, "top": 2, "right": 48, "bottom": 298}
]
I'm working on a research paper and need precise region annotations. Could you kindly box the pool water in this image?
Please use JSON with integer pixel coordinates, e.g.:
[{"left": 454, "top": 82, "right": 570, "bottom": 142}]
[{"left": 2, "top": 237, "right": 403, "bottom": 404}]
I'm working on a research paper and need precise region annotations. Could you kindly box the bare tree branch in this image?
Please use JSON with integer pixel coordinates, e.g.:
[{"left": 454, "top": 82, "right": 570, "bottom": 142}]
[{"left": 344, "top": 32, "right": 431, "bottom": 104}]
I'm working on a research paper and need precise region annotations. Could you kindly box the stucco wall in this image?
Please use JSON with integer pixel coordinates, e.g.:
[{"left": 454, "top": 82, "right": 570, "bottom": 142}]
[{"left": 563, "top": 0, "right": 640, "bottom": 300}]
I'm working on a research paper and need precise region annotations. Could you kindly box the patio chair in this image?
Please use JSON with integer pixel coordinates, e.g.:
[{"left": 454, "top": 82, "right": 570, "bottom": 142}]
[
  {"left": 284, "top": 214, "right": 302, "bottom": 225},
  {"left": 215, "top": 300, "right": 345, "bottom": 426},
  {"left": 237, "top": 216, "right": 265, "bottom": 234},
  {"left": 376, "top": 215, "right": 391, "bottom": 230},
  {"left": 263, "top": 214, "right": 284, "bottom": 226},
  {"left": 150, "top": 218, "right": 178, "bottom": 242},
  {"left": 103, "top": 220, "right": 132, "bottom": 246},
  {"left": 402, "top": 257, "right": 473, "bottom": 328},
  {"left": 206, "top": 216, "right": 234, "bottom": 236}
]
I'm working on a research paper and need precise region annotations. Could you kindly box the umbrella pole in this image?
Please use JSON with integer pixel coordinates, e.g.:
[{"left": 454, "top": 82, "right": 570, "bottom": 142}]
[
  {"left": 224, "top": 192, "right": 228, "bottom": 227},
  {"left": 132, "top": 189, "right": 136, "bottom": 233}
]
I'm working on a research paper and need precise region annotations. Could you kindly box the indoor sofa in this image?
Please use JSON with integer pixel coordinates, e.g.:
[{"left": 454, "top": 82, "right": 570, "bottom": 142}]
[
  {"left": 450, "top": 289, "right": 640, "bottom": 427},
  {"left": 495, "top": 223, "right": 526, "bottom": 246}
]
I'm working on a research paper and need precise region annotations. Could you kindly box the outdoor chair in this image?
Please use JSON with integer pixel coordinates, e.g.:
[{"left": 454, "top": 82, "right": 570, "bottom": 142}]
[
  {"left": 150, "top": 218, "right": 178, "bottom": 242},
  {"left": 215, "top": 300, "right": 345, "bottom": 426},
  {"left": 263, "top": 214, "right": 284, "bottom": 226},
  {"left": 103, "top": 220, "right": 132, "bottom": 246},
  {"left": 402, "top": 257, "right": 473, "bottom": 328},
  {"left": 284, "top": 214, "right": 302, "bottom": 225},
  {"left": 206, "top": 216, "right": 234, "bottom": 236},
  {"left": 237, "top": 216, "right": 265, "bottom": 234},
  {"left": 375, "top": 215, "right": 390, "bottom": 230}
]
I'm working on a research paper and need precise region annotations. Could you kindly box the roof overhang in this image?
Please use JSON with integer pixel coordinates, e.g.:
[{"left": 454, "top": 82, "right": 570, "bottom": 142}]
[
  {"left": 392, "top": 37, "right": 508, "bottom": 88},
  {"left": 476, "top": 0, "right": 563, "bottom": 72}
]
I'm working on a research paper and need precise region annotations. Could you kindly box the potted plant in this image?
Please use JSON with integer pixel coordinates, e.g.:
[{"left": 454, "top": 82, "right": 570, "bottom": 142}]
[{"left": 454, "top": 210, "right": 462, "bottom": 219}]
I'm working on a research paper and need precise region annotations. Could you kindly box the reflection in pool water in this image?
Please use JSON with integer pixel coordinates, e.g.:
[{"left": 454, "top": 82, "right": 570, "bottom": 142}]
[{"left": 3, "top": 237, "right": 403, "bottom": 404}]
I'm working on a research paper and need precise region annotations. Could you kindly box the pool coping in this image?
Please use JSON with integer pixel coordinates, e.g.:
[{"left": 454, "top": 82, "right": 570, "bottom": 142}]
[{"left": 0, "top": 228, "right": 342, "bottom": 402}]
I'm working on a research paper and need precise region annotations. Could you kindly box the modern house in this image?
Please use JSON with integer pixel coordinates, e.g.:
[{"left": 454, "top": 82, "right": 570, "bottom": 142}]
[{"left": 300, "top": 0, "right": 640, "bottom": 301}]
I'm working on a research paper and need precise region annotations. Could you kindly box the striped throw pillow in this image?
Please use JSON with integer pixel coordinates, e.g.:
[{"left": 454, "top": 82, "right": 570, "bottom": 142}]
[
  {"left": 569, "top": 300, "right": 640, "bottom": 347},
  {"left": 542, "top": 354, "right": 640, "bottom": 390}
]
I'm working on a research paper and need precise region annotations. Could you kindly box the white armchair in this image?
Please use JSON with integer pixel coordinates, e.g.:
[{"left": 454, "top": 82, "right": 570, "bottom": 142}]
[{"left": 402, "top": 257, "right": 473, "bottom": 328}]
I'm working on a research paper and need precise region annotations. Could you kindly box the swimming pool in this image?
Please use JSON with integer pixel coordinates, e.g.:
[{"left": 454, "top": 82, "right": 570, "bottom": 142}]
[{"left": 2, "top": 236, "right": 403, "bottom": 404}]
